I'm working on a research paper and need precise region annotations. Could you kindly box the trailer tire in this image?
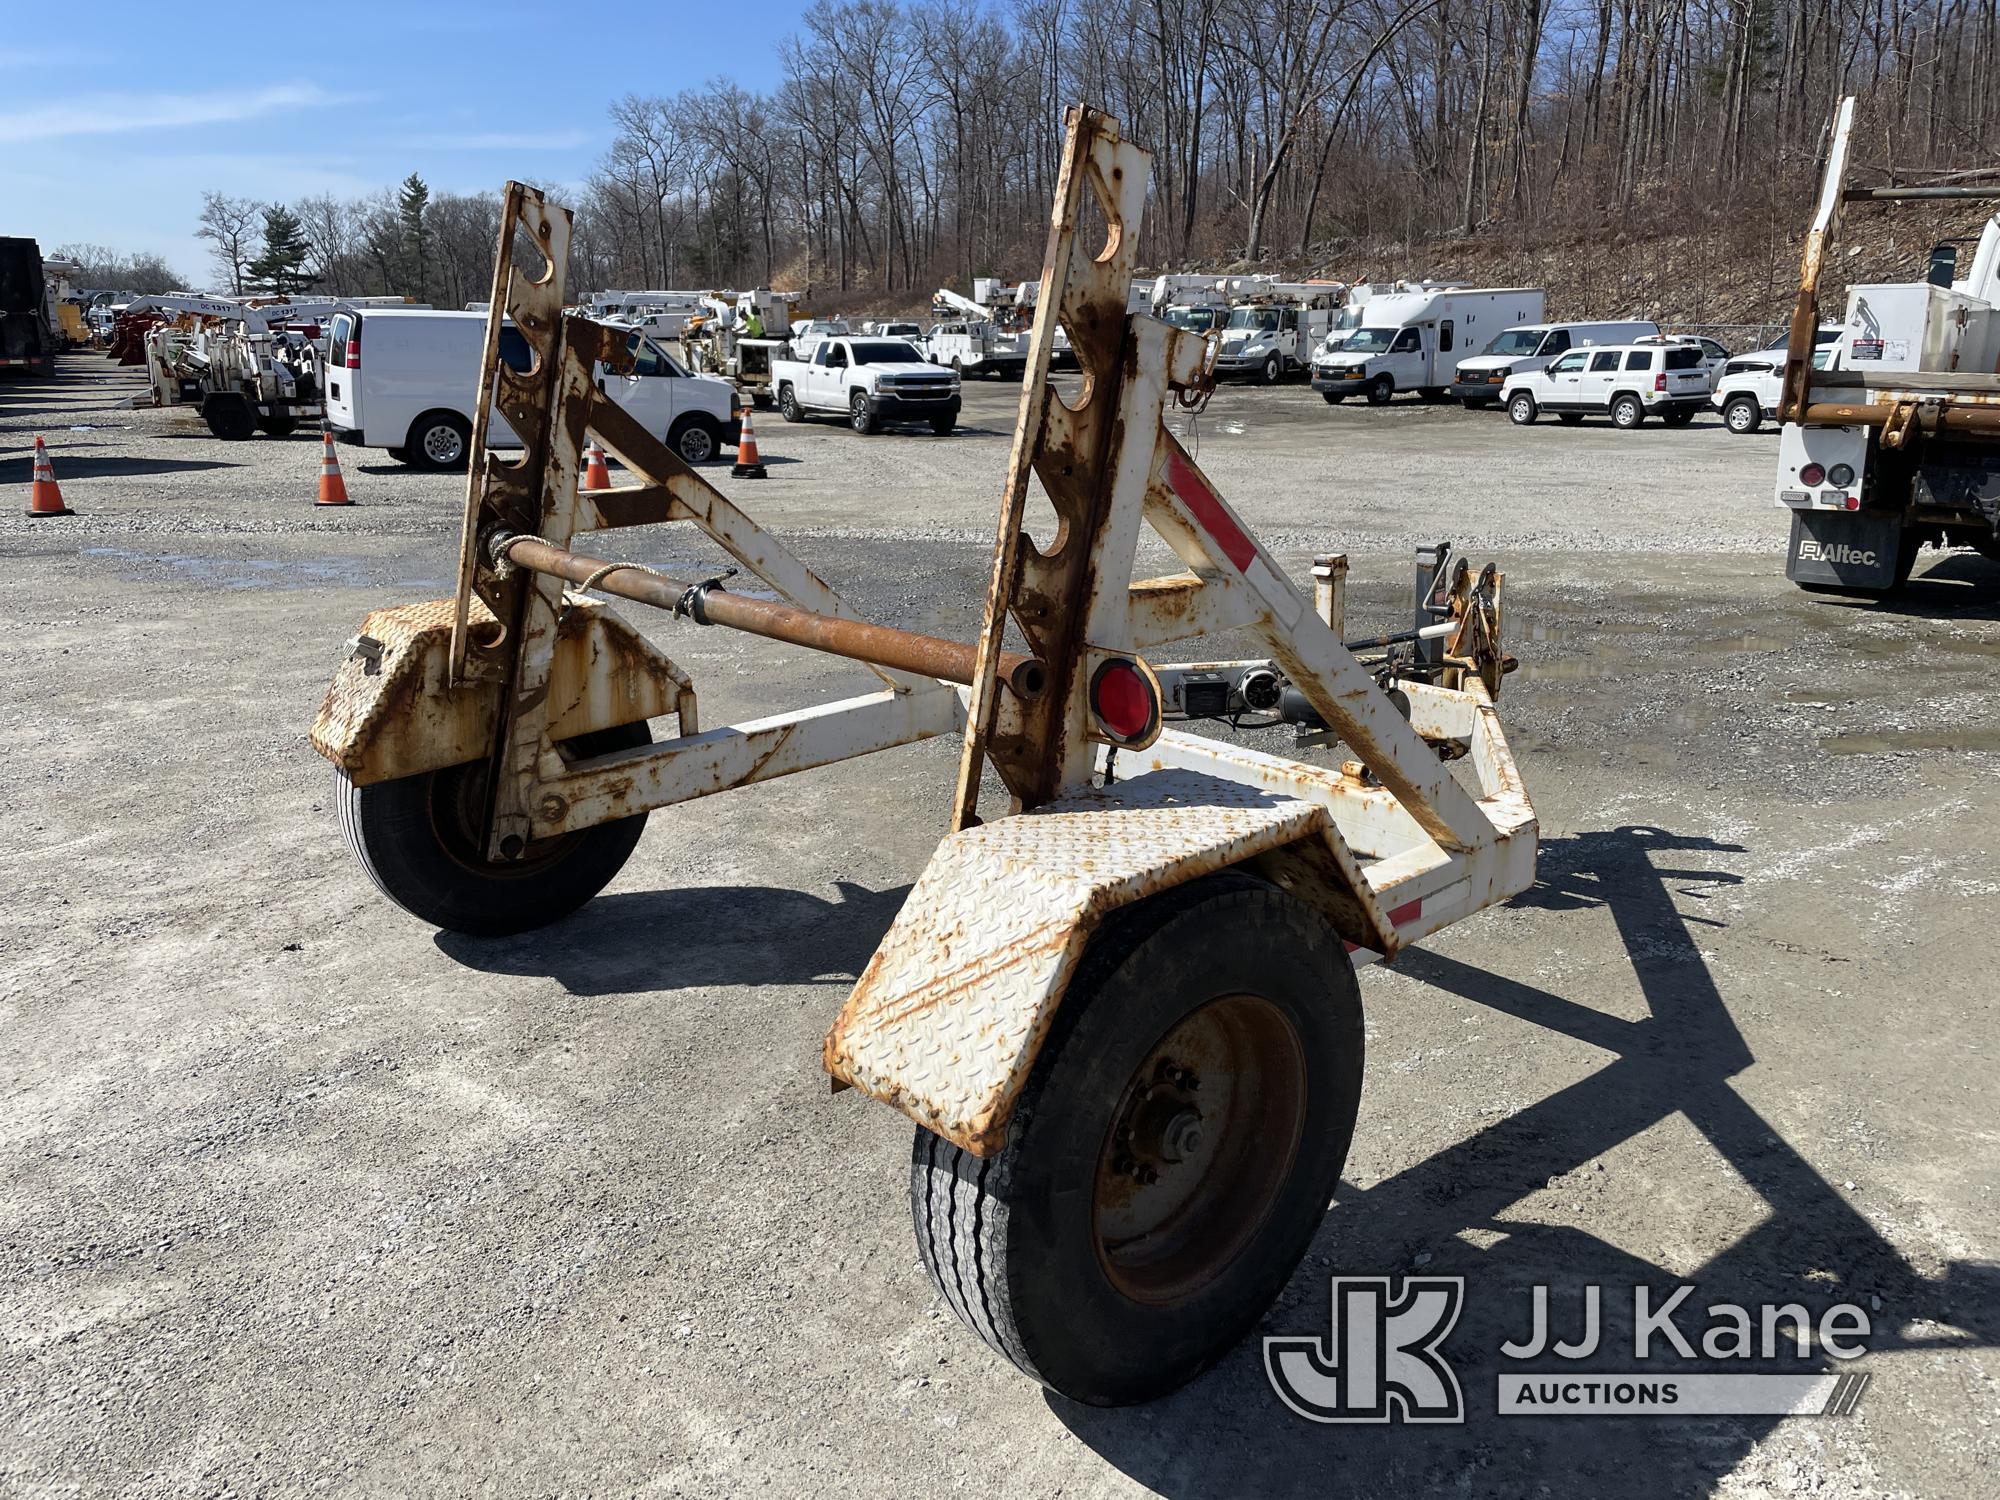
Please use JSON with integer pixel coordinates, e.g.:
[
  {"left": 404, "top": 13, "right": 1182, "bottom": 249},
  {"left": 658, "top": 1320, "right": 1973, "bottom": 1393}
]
[
  {"left": 668, "top": 413, "right": 721, "bottom": 465},
  {"left": 909, "top": 871, "right": 1363, "bottom": 1407},
  {"left": 203, "top": 395, "right": 257, "bottom": 441},
  {"left": 778, "top": 384, "right": 804, "bottom": 423},
  {"left": 1364, "top": 374, "right": 1394, "bottom": 405},
  {"left": 406, "top": 410, "right": 472, "bottom": 471},
  {"left": 1611, "top": 394, "right": 1645, "bottom": 429},
  {"left": 335, "top": 720, "right": 652, "bottom": 936},
  {"left": 1724, "top": 396, "right": 1761, "bottom": 435},
  {"left": 1508, "top": 392, "right": 1538, "bottom": 425}
]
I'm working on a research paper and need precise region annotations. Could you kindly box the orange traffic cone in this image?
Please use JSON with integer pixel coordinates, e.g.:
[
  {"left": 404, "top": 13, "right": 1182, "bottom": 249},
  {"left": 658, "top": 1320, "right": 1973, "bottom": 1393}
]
[
  {"left": 316, "top": 422, "right": 352, "bottom": 507},
  {"left": 583, "top": 440, "right": 612, "bottom": 490},
  {"left": 26, "top": 435, "right": 73, "bottom": 517},
  {"left": 731, "top": 406, "right": 767, "bottom": 479}
]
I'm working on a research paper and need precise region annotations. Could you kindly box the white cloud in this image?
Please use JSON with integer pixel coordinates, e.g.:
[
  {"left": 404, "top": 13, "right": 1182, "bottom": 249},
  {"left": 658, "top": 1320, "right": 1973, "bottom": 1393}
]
[
  {"left": 0, "top": 85, "right": 340, "bottom": 143},
  {"left": 408, "top": 130, "right": 593, "bottom": 152}
]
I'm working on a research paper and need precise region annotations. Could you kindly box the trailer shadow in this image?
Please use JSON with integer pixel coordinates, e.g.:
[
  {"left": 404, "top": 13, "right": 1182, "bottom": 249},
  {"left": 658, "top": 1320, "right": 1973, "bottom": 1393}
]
[
  {"left": 433, "top": 878, "right": 911, "bottom": 998},
  {"left": 1051, "top": 824, "right": 1997, "bottom": 1498}
]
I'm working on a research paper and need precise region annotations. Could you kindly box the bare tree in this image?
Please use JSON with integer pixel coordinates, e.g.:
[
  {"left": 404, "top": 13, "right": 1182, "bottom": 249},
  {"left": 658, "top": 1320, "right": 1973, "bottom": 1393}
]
[{"left": 195, "top": 192, "right": 263, "bottom": 294}]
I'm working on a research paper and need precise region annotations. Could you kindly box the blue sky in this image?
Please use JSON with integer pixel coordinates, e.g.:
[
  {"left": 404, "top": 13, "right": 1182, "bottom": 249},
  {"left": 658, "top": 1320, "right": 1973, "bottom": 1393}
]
[{"left": 0, "top": 0, "right": 799, "bottom": 285}]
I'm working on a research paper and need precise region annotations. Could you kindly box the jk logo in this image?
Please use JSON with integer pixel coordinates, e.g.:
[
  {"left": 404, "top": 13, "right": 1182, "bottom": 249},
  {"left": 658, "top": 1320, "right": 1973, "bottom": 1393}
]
[{"left": 1264, "top": 1277, "right": 1465, "bottom": 1423}]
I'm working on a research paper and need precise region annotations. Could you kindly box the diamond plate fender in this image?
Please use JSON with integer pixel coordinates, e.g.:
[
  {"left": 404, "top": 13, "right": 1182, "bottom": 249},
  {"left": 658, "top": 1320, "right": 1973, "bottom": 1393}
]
[
  {"left": 309, "top": 596, "right": 693, "bottom": 785},
  {"left": 822, "top": 767, "right": 1388, "bottom": 1156}
]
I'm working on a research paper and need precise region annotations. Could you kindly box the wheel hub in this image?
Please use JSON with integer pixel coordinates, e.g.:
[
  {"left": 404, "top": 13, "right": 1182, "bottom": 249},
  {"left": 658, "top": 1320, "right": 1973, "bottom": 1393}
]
[{"left": 1091, "top": 992, "right": 1308, "bottom": 1306}]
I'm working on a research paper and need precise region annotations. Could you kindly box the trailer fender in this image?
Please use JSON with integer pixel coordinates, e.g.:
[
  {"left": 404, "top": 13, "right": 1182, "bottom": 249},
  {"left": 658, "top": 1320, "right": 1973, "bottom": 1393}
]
[
  {"left": 309, "top": 596, "right": 693, "bottom": 786},
  {"left": 823, "top": 766, "right": 1399, "bottom": 1156}
]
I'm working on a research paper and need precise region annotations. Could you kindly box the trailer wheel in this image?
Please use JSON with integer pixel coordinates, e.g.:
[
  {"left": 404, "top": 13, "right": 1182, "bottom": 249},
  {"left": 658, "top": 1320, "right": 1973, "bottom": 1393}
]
[
  {"left": 1364, "top": 374, "right": 1394, "bottom": 405},
  {"left": 910, "top": 872, "right": 1363, "bottom": 1406},
  {"left": 778, "top": 384, "right": 804, "bottom": 423},
  {"left": 203, "top": 395, "right": 257, "bottom": 441},
  {"left": 1611, "top": 394, "right": 1645, "bottom": 429},
  {"left": 1508, "top": 392, "right": 1538, "bottom": 425},
  {"left": 335, "top": 721, "right": 652, "bottom": 936},
  {"left": 1724, "top": 396, "right": 1761, "bottom": 434}
]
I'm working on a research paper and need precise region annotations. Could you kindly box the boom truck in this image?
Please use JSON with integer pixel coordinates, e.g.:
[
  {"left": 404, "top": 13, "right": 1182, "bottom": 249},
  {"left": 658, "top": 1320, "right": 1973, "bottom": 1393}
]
[
  {"left": 678, "top": 288, "right": 795, "bottom": 407},
  {"left": 1210, "top": 279, "right": 1348, "bottom": 384},
  {"left": 123, "top": 294, "right": 415, "bottom": 438},
  {"left": 926, "top": 286, "right": 1030, "bottom": 378},
  {"left": 1775, "top": 95, "right": 2000, "bottom": 595}
]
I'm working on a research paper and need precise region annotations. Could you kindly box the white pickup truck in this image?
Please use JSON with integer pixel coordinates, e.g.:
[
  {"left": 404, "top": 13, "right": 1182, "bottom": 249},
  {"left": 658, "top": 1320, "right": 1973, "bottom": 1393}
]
[{"left": 772, "top": 335, "right": 961, "bottom": 434}]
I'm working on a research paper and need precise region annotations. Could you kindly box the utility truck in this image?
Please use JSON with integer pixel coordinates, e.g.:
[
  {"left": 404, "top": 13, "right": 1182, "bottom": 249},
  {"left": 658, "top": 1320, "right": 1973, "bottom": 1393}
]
[
  {"left": 773, "top": 333, "right": 961, "bottom": 433},
  {"left": 678, "top": 288, "right": 796, "bottom": 407},
  {"left": 1311, "top": 286, "right": 1545, "bottom": 405},
  {"left": 926, "top": 287, "right": 1029, "bottom": 378},
  {"left": 1776, "top": 96, "right": 2000, "bottom": 595},
  {"left": 122, "top": 294, "right": 365, "bottom": 437},
  {"left": 1149, "top": 273, "right": 1234, "bottom": 336},
  {"left": 1211, "top": 281, "right": 1347, "bottom": 383}
]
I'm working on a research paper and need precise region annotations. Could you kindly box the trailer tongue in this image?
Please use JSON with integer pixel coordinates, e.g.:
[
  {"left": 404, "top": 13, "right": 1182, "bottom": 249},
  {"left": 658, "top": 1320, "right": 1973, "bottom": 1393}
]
[{"left": 309, "top": 103, "right": 1538, "bottom": 1405}]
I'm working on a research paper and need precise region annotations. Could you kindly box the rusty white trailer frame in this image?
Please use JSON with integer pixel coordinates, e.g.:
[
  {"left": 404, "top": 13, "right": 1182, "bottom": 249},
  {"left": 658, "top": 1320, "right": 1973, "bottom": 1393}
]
[{"left": 310, "top": 104, "right": 1536, "bottom": 1406}]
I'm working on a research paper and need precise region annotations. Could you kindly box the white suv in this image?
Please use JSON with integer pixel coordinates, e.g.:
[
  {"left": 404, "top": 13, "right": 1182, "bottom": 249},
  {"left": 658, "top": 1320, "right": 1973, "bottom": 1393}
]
[
  {"left": 1711, "top": 327, "right": 1845, "bottom": 434},
  {"left": 1504, "top": 343, "right": 1711, "bottom": 428}
]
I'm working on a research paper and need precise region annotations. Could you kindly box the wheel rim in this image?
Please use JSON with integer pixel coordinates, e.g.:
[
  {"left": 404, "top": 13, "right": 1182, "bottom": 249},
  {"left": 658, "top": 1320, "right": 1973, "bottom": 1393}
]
[
  {"left": 679, "top": 426, "right": 714, "bottom": 463},
  {"left": 1092, "top": 991, "right": 1308, "bottom": 1307},
  {"left": 1615, "top": 401, "right": 1638, "bottom": 426},
  {"left": 424, "top": 758, "right": 582, "bottom": 876},
  {"left": 1729, "top": 404, "right": 1752, "bottom": 431},
  {"left": 1513, "top": 399, "right": 1531, "bottom": 421},
  {"left": 851, "top": 397, "right": 868, "bottom": 428},
  {"left": 423, "top": 423, "right": 465, "bottom": 464}
]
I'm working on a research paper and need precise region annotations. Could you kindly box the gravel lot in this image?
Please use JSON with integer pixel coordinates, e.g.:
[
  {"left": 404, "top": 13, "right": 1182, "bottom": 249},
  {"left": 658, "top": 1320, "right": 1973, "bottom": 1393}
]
[{"left": 3, "top": 358, "right": 1996, "bottom": 1498}]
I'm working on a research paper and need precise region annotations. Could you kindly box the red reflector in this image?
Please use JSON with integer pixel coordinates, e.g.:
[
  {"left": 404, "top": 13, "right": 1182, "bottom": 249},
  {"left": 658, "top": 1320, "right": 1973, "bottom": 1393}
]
[
  {"left": 1844, "top": 494, "right": 1860, "bottom": 511},
  {"left": 1799, "top": 462, "right": 1826, "bottom": 485},
  {"left": 1091, "top": 660, "right": 1156, "bottom": 742}
]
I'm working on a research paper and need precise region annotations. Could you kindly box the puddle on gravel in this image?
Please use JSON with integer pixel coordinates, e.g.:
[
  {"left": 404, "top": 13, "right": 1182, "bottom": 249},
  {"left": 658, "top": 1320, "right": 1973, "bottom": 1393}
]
[
  {"left": 82, "top": 546, "right": 448, "bottom": 593},
  {"left": 1821, "top": 727, "right": 2000, "bottom": 755}
]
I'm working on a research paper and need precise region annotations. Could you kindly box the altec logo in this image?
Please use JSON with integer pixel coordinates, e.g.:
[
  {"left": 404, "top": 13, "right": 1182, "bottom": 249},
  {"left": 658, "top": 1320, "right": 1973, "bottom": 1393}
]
[{"left": 1798, "top": 540, "right": 1877, "bottom": 565}]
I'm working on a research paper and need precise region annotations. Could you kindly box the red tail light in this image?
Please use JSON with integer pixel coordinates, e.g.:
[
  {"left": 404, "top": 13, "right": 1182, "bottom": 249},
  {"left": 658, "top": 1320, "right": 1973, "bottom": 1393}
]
[
  {"left": 344, "top": 333, "right": 360, "bottom": 368},
  {"left": 1799, "top": 462, "right": 1826, "bottom": 485},
  {"left": 1089, "top": 658, "right": 1161, "bottom": 748},
  {"left": 1653, "top": 372, "right": 1666, "bottom": 392}
]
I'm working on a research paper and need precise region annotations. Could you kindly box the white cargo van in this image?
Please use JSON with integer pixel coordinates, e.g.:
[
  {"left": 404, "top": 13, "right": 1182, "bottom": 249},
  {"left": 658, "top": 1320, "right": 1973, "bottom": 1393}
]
[
  {"left": 323, "top": 308, "right": 739, "bottom": 471},
  {"left": 1310, "top": 287, "right": 1545, "bottom": 404},
  {"left": 1448, "top": 319, "right": 1658, "bottom": 407}
]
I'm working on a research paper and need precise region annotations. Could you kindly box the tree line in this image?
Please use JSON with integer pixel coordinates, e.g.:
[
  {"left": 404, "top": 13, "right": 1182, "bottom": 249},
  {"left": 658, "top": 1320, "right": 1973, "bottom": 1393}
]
[{"left": 177, "top": 0, "right": 2000, "bottom": 304}]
